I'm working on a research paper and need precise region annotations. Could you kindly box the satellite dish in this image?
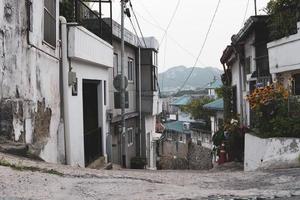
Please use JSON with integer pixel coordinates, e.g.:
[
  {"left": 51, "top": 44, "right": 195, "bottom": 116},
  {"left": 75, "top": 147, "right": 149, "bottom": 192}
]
[{"left": 113, "top": 75, "right": 128, "bottom": 91}]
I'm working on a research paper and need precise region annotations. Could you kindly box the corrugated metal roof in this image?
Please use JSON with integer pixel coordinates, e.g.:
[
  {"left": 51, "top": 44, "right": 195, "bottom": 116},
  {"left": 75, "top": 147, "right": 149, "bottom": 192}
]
[
  {"left": 206, "top": 80, "right": 222, "bottom": 89},
  {"left": 164, "top": 121, "right": 185, "bottom": 133},
  {"left": 170, "top": 96, "right": 191, "bottom": 106},
  {"left": 203, "top": 98, "right": 224, "bottom": 111}
]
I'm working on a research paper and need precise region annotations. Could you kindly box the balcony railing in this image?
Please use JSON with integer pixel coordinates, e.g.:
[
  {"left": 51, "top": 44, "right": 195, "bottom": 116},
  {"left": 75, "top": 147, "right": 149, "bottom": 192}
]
[
  {"left": 70, "top": 0, "right": 112, "bottom": 44},
  {"left": 75, "top": 0, "right": 112, "bottom": 44}
]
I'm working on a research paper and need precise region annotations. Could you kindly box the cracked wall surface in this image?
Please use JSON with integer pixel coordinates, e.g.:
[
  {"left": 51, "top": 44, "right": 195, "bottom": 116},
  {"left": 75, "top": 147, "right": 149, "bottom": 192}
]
[{"left": 0, "top": 0, "right": 64, "bottom": 163}]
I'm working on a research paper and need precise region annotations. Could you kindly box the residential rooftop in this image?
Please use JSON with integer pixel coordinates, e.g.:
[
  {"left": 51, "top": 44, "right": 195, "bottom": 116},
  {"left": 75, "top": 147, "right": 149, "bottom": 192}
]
[
  {"left": 170, "top": 95, "right": 191, "bottom": 106},
  {"left": 203, "top": 98, "right": 224, "bottom": 111}
]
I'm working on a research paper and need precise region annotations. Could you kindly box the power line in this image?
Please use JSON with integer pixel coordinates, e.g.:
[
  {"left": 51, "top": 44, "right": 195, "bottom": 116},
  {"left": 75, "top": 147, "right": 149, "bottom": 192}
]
[
  {"left": 129, "top": 1, "right": 147, "bottom": 48},
  {"left": 162, "top": 35, "right": 168, "bottom": 91},
  {"left": 159, "top": 0, "right": 181, "bottom": 47},
  {"left": 128, "top": 17, "right": 142, "bottom": 47},
  {"left": 133, "top": 8, "right": 206, "bottom": 66},
  {"left": 242, "top": 0, "right": 250, "bottom": 25},
  {"left": 175, "top": 0, "right": 222, "bottom": 95}
]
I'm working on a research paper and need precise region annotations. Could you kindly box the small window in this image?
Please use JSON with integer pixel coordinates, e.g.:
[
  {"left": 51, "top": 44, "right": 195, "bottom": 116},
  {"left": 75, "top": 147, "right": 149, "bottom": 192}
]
[
  {"left": 113, "top": 53, "right": 119, "bottom": 76},
  {"left": 44, "top": 0, "right": 56, "bottom": 47},
  {"left": 245, "top": 57, "right": 251, "bottom": 74},
  {"left": 293, "top": 74, "right": 300, "bottom": 95},
  {"left": 127, "top": 128, "right": 134, "bottom": 146},
  {"left": 152, "top": 51, "right": 158, "bottom": 66},
  {"left": 128, "top": 58, "right": 134, "bottom": 81},
  {"left": 151, "top": 66, "right": 158, "bottom": 91}
]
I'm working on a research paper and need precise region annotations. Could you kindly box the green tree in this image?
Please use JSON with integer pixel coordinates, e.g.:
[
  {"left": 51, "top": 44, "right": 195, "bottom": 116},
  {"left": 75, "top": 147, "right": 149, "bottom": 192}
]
[
  {"left": 60, "top": 0, "right": 75, "bottom": 22},
  {"left": 181, "top": 97, "right": 214, "bottom": 128},
  {"left": 266, "top": 0, "right": 300, "bottom": 40}
]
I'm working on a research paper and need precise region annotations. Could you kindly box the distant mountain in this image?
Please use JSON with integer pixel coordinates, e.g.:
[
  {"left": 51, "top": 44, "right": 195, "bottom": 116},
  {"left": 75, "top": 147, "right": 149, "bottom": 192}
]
[{"left": 158, "top": 66, "right": 223, "bottom": 92}]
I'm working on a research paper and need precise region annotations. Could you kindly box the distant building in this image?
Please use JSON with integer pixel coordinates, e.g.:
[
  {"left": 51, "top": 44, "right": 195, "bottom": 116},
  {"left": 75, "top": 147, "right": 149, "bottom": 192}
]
[
  {"left": 163, "top": 121, "right": 191, "bottom": 144},
  {"left": 169, "top": 95, "right": 193, "bottom": 122},
  {"left": 205, "top": 79, "right": 222, "bottom": 99},
  {"left": 203, "top": 98, "right": 224, "bottom": 137}
]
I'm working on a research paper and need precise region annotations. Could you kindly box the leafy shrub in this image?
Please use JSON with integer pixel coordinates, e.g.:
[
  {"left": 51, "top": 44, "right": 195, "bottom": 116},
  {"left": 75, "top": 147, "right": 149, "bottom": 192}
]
[
  {"left": 247, "top": 84, "right": 300, "bottom": 138},
  {"left": 266, "top": 0, "right": 300, "bottom": 40}
]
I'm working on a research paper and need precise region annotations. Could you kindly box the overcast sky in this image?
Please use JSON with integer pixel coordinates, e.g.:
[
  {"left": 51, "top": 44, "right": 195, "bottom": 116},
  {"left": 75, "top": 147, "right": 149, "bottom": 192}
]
[{"left": 97, "top": 0, "right": 270, "bottom": 72}]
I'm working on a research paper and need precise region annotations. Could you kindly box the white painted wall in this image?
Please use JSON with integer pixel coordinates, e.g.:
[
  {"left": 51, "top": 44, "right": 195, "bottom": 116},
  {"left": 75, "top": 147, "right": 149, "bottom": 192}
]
[
  {"left": 244, "top": 134, "right": 300, "bottom": 171},
  {"left": 231, "top": 61, "right": 242, "bottom": 115},
  {"left": 144, "top": 115, "right": 157, "bottom": 169},
  {"left": 268, "top": 22, "right": 300, "bottom": 74},
  {"left": 65, "top": 26, "right": 113, "bottom": 167}
]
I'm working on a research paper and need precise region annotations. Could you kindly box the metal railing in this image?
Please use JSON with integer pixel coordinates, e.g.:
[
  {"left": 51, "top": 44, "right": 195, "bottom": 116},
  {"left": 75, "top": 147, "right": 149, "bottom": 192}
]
[{"left": 74, "top": 0, "right": 112, "bottom": 44}]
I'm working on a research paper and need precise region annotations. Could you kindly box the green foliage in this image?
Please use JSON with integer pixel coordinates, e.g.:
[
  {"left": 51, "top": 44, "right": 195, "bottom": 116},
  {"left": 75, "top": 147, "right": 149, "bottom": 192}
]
[
  {"left": 212, "top": 130, "right": 225, "bottom": 147},
  {"left": 249, "top": 90, "right": 300, "bottom": 138},
  {"left": 220, "top": 86, "right": 234, "bottom": 122},
  {"left": 181, "top": 97, "right": 214, "bottom": 122},
  {"left": 60, "top": 0, "right": 75, "bottom": 22},
  {"left": 266, "top": 0, "right": 300, "bottom": 40}
]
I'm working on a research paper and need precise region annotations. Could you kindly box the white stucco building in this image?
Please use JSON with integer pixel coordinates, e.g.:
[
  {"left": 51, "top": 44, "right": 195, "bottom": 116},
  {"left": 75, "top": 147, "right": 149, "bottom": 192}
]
[
  {"left": 220, "top": 16, "right": 271, "bottom": 126},
  {"left": 267, "top": 22, "right": 300, "bottom": 95}
]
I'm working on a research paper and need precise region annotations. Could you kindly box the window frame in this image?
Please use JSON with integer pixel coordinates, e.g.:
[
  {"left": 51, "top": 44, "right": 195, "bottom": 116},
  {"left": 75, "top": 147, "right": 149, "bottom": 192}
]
[
  {"left": 43, "top": 0, "right": 57, "bottom": 48},
  {"left": 151, "top": 66, "right": 158, "bottom": 91},
  {"left": 127, "top": 128, "right": 134, "bottom": 146},
  {"left": 127, "top": 57, "right": 134, "bottom": 82},
  {"left": 113, "top": 53, "right": 119, "bottom": 76}
]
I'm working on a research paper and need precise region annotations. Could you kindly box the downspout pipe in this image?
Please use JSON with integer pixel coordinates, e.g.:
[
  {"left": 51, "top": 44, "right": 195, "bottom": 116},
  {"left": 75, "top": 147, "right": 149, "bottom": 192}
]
[
  {"left": 59, "top": 16, "right": 71, "bottom": 165},
  {"left": 138, "top": 46, "right": 142, "bottom": 157}
]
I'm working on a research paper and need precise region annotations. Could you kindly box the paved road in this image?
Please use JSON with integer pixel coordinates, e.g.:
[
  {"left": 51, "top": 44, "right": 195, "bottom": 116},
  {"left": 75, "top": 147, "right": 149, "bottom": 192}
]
[{"left": 0, "top": 153, "right": 300, "bottom": 200}]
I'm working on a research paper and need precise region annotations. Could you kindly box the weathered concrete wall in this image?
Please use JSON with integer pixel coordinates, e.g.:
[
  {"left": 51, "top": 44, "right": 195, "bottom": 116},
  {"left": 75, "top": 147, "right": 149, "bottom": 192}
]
[
  {"left": 159, "top": 140, "right": 188, "bottom": 158},
  {"left": 0, "top": 0, "right": 64, "bottom": 163},
  {"left": 158, "top": 141, "right": 213, "bottom": 170},
  {"left": 187, "top": 143, "right": 213, "bottom": 170},
  {"left": 245, "top": 134, "right": 300, "bottom": 171}
]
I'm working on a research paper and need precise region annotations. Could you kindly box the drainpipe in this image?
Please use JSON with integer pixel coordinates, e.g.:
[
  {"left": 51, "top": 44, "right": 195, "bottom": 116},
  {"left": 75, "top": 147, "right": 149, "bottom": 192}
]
[
  {"left": 138, "top": 46, "right": 142, "bottom": 157},
  {"left": 59, "top": 17, "right": 71, "bottom": 165}
]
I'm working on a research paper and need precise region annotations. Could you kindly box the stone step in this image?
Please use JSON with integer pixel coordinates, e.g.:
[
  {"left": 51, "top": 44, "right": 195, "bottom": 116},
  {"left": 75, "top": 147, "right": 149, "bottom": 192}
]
[{"left": 0, "top": 137, "right": 42, "bottom": 161}]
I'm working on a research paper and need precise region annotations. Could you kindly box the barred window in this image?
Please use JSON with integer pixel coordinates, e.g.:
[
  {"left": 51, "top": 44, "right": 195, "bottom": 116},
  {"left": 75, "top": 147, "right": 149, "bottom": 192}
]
[{"left": 44, "top": 0, "right": 56, "bottom": 47}]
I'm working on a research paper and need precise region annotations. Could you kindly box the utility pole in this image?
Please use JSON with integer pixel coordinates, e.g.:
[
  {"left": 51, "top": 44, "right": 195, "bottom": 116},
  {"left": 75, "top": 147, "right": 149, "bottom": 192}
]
[
  {"left": 120, "top": 0, "right": 126, "bottom": 165},
  {"left": 254, "top": 0, "right": 257, "bottom": 16}
]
